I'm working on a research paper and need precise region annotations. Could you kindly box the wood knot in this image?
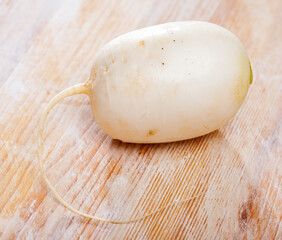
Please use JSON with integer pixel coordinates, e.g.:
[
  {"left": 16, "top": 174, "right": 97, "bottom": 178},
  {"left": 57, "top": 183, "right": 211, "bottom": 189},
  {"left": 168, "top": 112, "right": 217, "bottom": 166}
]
[{"left": 238, "top": 189, "right": 258, "bottom": 231}]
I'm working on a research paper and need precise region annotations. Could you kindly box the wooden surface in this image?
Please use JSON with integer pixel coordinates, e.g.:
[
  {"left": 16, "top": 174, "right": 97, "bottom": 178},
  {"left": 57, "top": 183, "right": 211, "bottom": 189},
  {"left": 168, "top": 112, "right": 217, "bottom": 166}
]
[{"left": 0, "top": 0, "right": 281, "bottom": 239}]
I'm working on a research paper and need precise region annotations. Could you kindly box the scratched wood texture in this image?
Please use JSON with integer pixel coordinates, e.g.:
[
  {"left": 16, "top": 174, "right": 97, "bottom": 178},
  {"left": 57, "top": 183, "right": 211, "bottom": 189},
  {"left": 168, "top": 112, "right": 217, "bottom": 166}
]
[{"left": 0, "top": 0, "right": 281, "bottom": 239}]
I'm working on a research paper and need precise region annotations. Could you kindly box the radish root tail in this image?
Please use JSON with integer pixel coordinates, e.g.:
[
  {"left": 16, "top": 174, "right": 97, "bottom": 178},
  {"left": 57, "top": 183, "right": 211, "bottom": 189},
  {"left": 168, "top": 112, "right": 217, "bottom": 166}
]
[{"left": 37, "top": 82, "right": 204, "bottom": 224}]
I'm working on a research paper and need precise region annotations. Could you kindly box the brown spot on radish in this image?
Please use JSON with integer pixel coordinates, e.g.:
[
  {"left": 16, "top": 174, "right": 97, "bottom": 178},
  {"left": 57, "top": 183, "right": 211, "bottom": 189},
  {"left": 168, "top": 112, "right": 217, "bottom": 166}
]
[
  {"left": 139, "top": 40, "right": 145, "bottom": 47},
  {"left": 147, "top": 129, "right": 158, "bottom": 137}
]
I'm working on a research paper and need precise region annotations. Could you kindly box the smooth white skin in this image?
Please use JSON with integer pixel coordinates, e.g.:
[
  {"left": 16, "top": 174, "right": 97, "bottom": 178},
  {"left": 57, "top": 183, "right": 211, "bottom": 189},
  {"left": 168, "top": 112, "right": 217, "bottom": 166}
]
[
  {"left": 37, "top": 21, "right": 252, "bottom": 223},
  {"left": 90, "top": 21, "right": 251, "bottom": 143}
]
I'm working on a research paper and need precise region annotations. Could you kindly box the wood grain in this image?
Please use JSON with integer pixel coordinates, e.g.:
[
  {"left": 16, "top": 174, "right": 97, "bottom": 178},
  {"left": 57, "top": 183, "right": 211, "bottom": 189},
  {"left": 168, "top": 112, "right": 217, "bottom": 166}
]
[{"left": 0, "top": 0, "right": 281, "bottom": 239}]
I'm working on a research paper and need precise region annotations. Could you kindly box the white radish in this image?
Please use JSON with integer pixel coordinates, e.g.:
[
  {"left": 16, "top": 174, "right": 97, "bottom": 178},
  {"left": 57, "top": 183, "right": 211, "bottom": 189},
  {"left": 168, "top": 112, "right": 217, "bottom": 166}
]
[{"left": 38, "top": 21, "right": 252, "bottom": 223}]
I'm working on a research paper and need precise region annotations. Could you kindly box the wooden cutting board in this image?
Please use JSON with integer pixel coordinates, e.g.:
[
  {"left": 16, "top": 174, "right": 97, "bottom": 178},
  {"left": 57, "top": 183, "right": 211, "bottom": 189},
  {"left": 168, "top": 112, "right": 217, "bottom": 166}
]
[{"left": 0, "top": 0, "right": 281, "bottom": 239}]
